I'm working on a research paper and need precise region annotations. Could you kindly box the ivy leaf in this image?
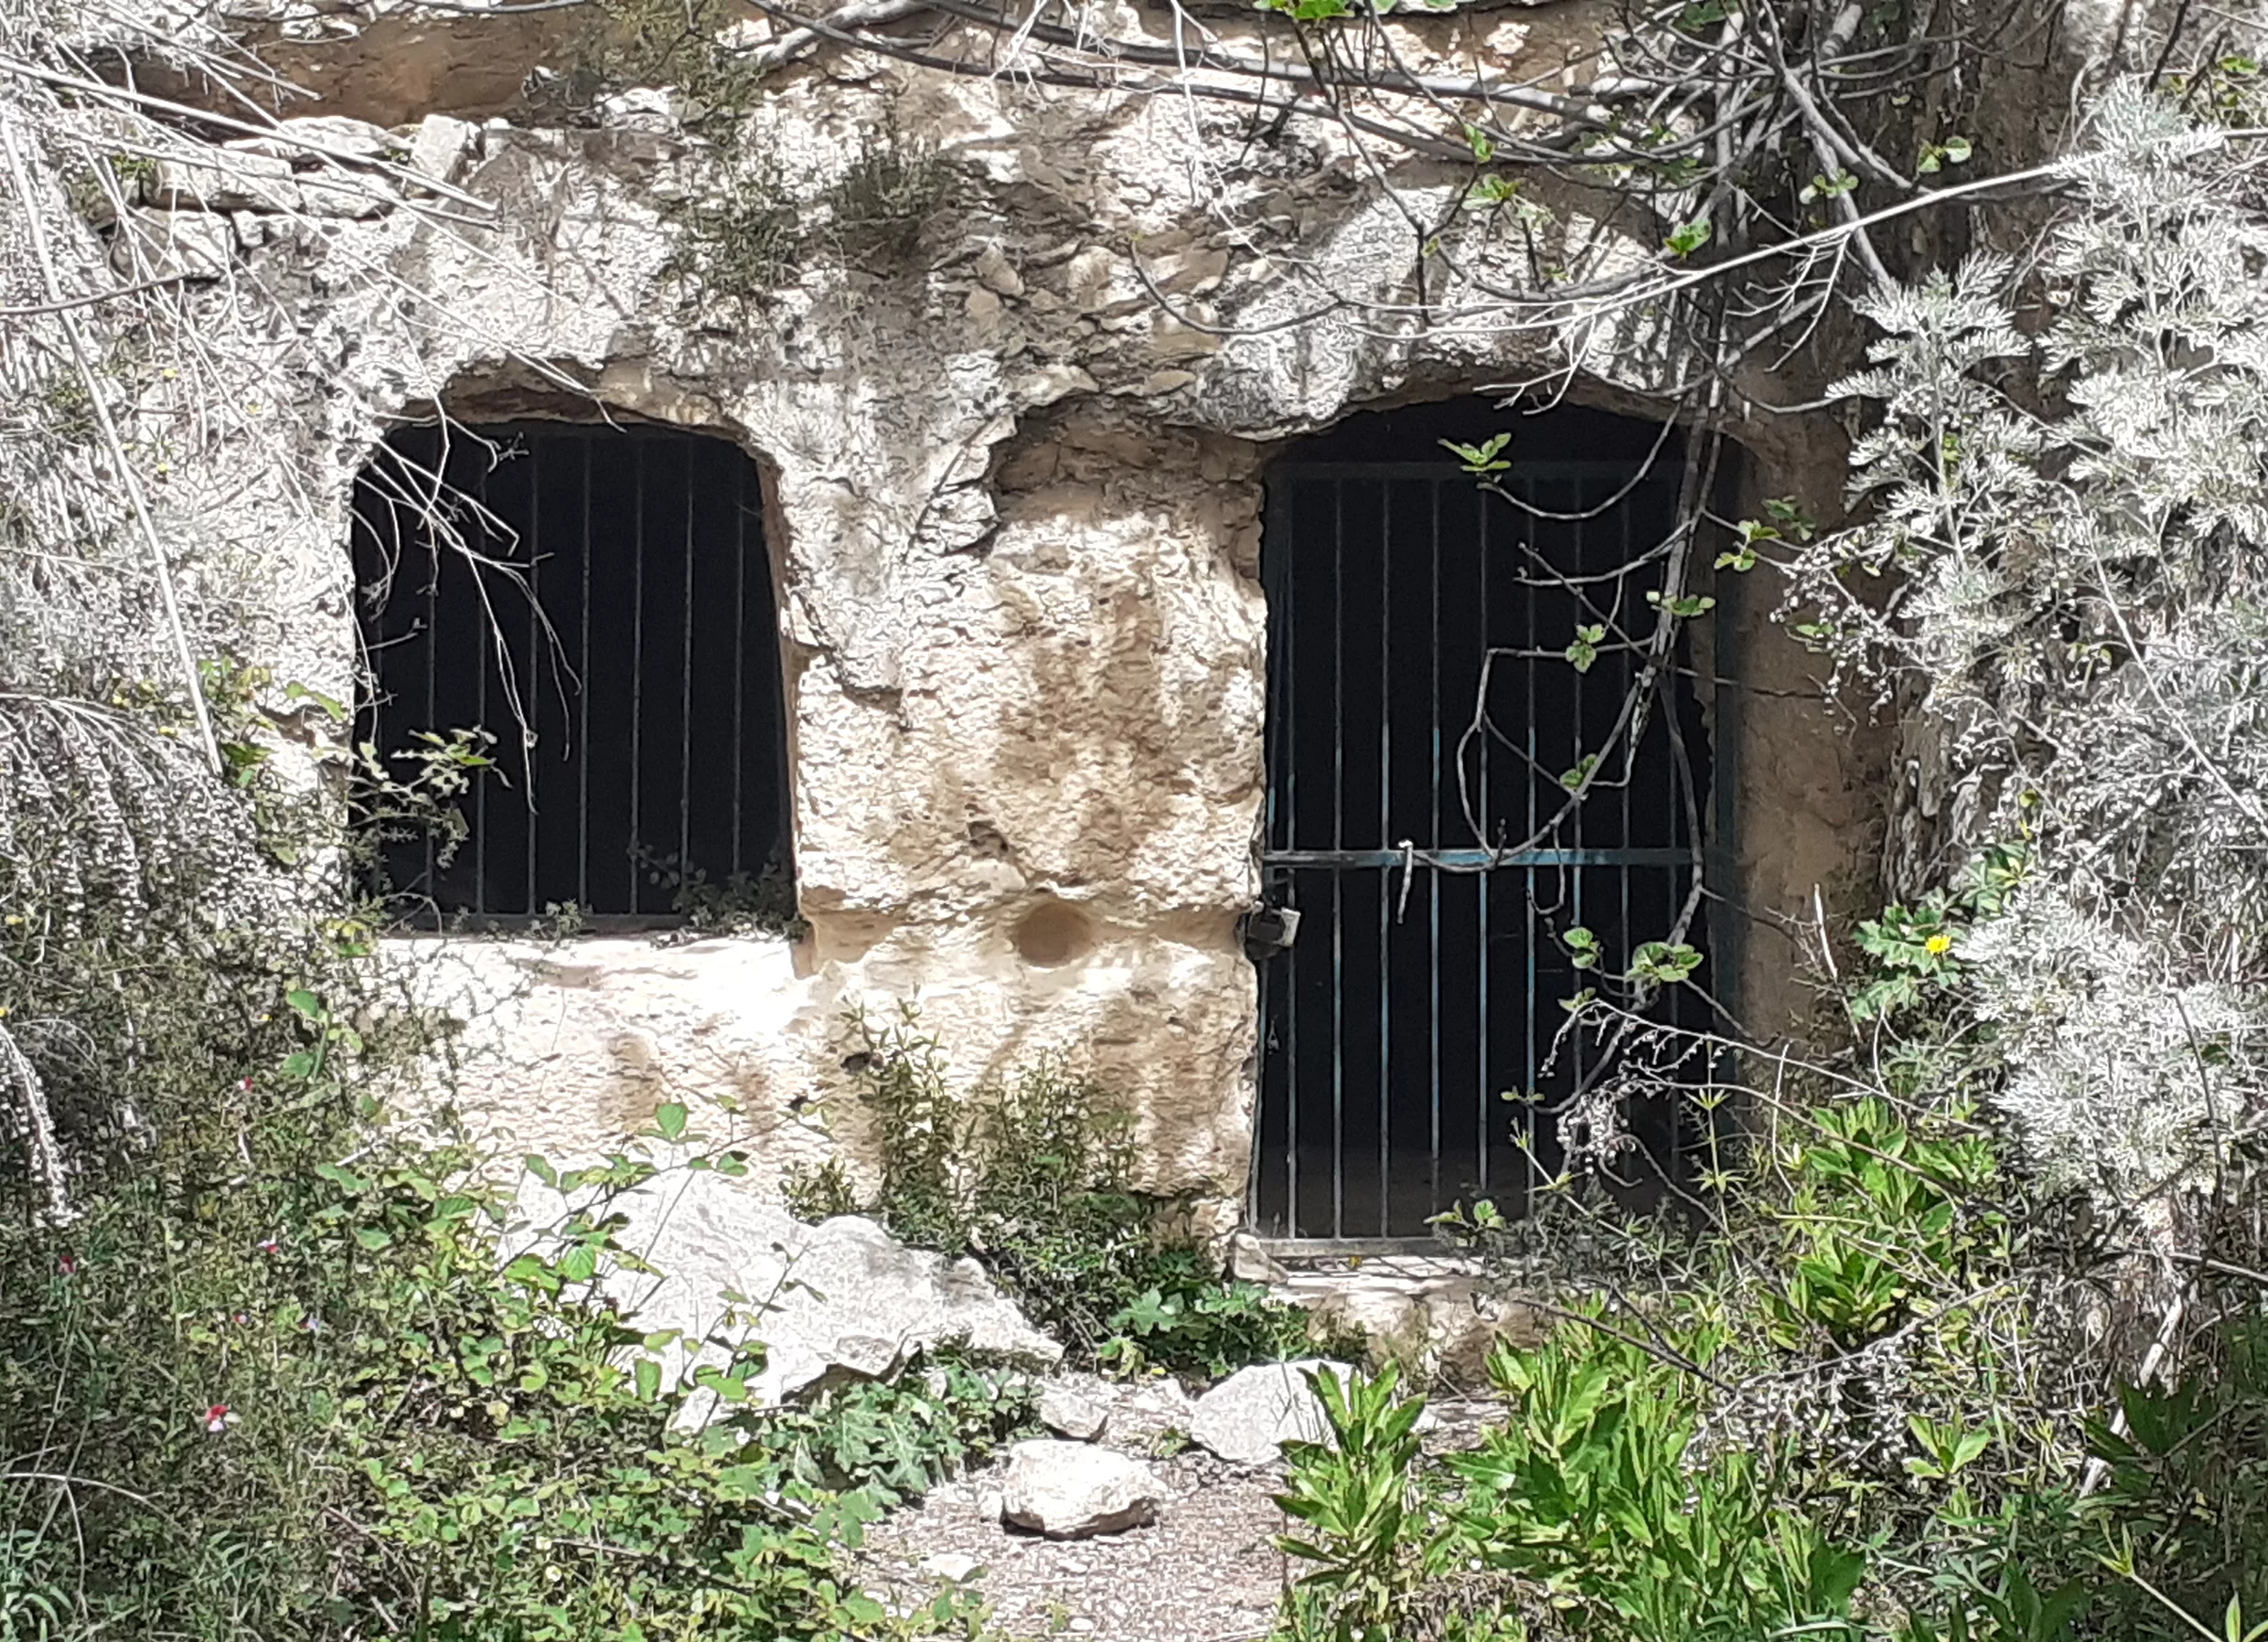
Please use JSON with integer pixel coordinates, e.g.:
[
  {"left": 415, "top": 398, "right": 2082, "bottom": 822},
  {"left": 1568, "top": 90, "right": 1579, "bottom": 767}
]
[
  {"left": 1664, "top": 217, "right": 1712, "bottom": 257},
  {"left": 1566, "top": 623, "right": 1604, "bottom": 673}
]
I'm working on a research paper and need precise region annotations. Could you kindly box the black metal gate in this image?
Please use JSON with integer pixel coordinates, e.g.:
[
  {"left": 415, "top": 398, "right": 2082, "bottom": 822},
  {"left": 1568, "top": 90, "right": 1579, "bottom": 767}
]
[
  {"left": 1250, "top": 453, "right": 1715, "bottom": 1243},
  {"left": 351, "top": 421, "right": 791, "bottom": 925}
]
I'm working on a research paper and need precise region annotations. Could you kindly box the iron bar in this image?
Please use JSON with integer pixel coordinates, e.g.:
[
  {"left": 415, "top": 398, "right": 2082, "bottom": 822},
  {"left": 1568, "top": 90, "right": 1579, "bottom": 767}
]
[
  {"left": 1428, "top": 477, "right": 1442, "bottom": 1222},
  {"left": 1332, "top": 476, "right": 1346, "bottom": 1238},
  {"left": 1377, "top": 479, "right": 1392, "bottom": 1237}
]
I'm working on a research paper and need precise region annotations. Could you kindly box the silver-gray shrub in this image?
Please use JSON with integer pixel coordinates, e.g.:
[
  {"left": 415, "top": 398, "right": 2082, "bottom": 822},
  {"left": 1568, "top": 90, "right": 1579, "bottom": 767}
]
[{"left": 1792, "top": 82, "right": 2268, "bottom": 1217}]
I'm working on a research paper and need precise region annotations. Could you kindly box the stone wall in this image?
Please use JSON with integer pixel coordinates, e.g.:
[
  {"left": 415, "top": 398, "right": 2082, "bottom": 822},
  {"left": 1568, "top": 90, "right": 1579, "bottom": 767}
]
[{"left": 129, "top": 0, "right": 1886, "bottom": 1232}]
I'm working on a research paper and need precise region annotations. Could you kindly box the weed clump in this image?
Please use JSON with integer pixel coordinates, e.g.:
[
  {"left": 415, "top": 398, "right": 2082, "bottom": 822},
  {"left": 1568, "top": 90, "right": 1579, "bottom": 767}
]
[{"left": 788, "top": 1007, "right": 1316, "bottom": 1379}]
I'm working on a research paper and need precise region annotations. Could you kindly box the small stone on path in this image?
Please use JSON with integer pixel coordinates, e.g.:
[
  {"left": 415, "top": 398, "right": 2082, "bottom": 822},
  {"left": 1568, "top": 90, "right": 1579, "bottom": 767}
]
[
  {"left": 1040, "top": 1382, "right": 1110, "bottom": 1441},
  {"left": 919, "top": 1551, "right": 982, "bottom": 1583},
  {"left": 1000, "top": 1439, "right": 1163, "bottom": 1538}
]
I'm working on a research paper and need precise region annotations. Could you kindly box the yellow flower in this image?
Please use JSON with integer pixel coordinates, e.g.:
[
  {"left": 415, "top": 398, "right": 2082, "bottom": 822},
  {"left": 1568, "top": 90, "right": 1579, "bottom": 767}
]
[{"left": 1925, "top": 933, "right": 1952, "bottom": 954}]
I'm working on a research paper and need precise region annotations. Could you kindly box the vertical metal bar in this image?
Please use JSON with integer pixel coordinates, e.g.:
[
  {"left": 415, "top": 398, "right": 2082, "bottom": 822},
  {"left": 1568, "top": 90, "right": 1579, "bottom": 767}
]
[
  {"left": 473, "top": 451, "right": 488, "bottom": 916},
  {"left": 422, "top": 446, "right": 437, "bottom": 909},
  {"left": 1428, "top": 478, "right": 1442, "bottom": 1223},
  {"left": 1617, "top": 489, "right": 1632, "bottom": 1093},
  {"left": 1332, "top": 477, "right": 1346, "bottom": 1240},
  {"left": 733, "top": 464, "right": 747, "bottom": 876},
  {"left": 630, "top": 440, "right": 646, "bottom": 893},
  {"left": 1568, "top": 485, "right": 1586, "bottom": 1122},
  {"left": 680, "top": 449, "right": 695, "bottom": 881},
  {"left": 1265, "top": 479, "right": 1299, "bottom": 1232},
  {"left": 578, "top": 434, "right": 593, "bottom": 909},
  {"left": 1475, "top": 473, "right": 1490, "bottom": 1200},
  {"left": 1620, "top": 483, "right": 1634, "bottom": 855},
  {"left": 526, "top": 434, "right": 541, "bottom": 913},
  {"left": 1377, "top": 481, "right": 1392, "bottom": 1236},
  {"left": 1524, "top": 474, "right": 1539, "bottom": 1213}
]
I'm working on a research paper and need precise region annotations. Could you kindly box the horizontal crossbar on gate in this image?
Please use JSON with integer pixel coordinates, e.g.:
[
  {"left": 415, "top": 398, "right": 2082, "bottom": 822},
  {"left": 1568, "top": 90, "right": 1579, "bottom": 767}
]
[{"left": 1262, "top": 848, "right": 1696, "bottom": 870}]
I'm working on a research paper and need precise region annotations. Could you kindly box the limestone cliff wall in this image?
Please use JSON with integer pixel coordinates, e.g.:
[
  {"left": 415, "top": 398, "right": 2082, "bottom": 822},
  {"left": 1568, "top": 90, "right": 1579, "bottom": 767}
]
[{"left": 127, "top": 0, "right": 1886, "bottom": 1232}]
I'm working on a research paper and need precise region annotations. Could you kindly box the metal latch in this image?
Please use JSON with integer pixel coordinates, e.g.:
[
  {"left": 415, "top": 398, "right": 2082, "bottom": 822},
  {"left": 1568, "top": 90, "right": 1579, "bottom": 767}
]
[{"left": 1241, "top": 903, "right": 1301, "bottom": 957}]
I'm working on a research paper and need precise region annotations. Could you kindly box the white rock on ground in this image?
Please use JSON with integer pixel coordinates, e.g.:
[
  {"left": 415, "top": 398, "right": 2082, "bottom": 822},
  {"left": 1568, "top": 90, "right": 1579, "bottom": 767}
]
[
  {"left": 999, "top": 1439, "right": 1163, "bottom": 1538},
  {"left": 1038, "top": 1381, "right": 1111, "bottom": 1441},
  {"left": 515, "top": 1168, "right": 1061, "bottom": 1413},
  {"left": 918, "top": 1551, "right": 983, "bottom": 1583},
  {"left": 1189, "top": 1359, "right": 1355, "bottom": 1465},
  {"left": 1102, "top": 1375, "right": 1196, "bottom": 1449}
]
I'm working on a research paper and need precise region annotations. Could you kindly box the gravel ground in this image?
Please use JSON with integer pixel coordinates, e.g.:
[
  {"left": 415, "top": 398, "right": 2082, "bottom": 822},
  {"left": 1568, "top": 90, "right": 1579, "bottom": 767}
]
[
  {"left": 861, "top": 1449, "right": 1290, "bottom": 1642},
  {"left": 857, "top": 1395, "right": 1506, "bottom": 1642}
]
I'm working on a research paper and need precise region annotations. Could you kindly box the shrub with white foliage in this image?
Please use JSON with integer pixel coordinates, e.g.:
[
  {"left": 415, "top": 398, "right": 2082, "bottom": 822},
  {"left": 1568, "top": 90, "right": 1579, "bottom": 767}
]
[{"left": 1794, "top": 81, "right": 2268, "bottom": 1210}]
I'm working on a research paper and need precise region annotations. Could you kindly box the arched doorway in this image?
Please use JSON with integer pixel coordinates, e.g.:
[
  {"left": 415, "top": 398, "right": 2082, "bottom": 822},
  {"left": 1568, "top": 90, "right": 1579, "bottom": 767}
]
[{"left": 1249, "top": 401, "right": 1718, "bottom": 1242}]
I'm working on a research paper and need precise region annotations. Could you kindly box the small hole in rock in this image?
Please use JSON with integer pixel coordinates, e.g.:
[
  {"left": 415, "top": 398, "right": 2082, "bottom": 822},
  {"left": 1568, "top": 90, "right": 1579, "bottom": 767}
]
[{"left": 1011, "top": 900, "right": 1092, "bottom": 967}]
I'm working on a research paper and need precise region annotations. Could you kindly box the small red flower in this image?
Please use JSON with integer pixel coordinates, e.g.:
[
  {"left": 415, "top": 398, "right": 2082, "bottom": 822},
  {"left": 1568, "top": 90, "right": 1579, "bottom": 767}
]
[
  {"left": 55, "top": 1253, "right": 77, "bottom": 1277},
  {"left": 237, "top": 1077, "right": 253, "bottom": 1093},
  {"left": 230, "top": 1311, "right": 251, "bottom": 1327},
  {"left": 256, "top": 1237, "right": 281, "bottom": 1256},
  {"left": 203, "top": 1403, "right": 237, "bottom": 1434}
]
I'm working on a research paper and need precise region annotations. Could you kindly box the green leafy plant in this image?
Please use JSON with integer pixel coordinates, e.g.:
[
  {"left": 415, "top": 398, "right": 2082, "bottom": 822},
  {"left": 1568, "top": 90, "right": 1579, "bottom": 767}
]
[{"left": 829, "top": 1007, "right": 1317, "bottom": 1374}]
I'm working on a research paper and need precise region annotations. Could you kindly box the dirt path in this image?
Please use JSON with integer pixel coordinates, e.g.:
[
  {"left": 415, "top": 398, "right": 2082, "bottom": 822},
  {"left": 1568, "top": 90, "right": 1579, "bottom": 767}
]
[
  {"left": 860, "top": 1394, "right": 1504, "bottom": 1641},
  {"left": 861, "top": 1450, "right": 1290, "bottom": 1642}
]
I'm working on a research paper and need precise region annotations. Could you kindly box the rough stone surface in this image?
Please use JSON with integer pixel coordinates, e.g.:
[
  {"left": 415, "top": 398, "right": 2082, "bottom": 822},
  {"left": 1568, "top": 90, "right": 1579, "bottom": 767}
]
[
  {"left": 918, "top": 1551, "right": 982, "bottom": 1583},
  {"left": 1279, "top": 1259, "right": 1547, "bottom": 1388},
  {"left": 109, "top": 0, "right": 1932, "bottom": 1240},
  {"left": 515, "top": 1168, "right": 1060, "bottom": 1411},
  {"left": 1039, "top": 1382, "right": 1111, "bottom": 1441},
  {"left": 1102, "top": 1376, "right": 1198, "bottom": 1451},
  {"left": 1189, "top": 1359, "right": 1353, "bottom": 1465},
  {"left": 999, "top": 1439, "right": 1163, "bottom": 1538}
]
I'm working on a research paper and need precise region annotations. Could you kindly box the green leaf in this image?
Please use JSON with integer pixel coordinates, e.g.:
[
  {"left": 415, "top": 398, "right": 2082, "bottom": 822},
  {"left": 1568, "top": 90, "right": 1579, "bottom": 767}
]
[
  {"left": 1664, "top": 216, "right": 1712, "bottom": 257},
  {"left": 284, "top": 987, "right": 325, "bottom": 1020},
  {"left": 1440, "top": 432, "right": 1512, "bottom": 475},
  {"left": 635, "top": 1357, "right": 661, "bottom": 1401},
  {"left": 654, "top": 1102, "right": 689, "bottom": 1143},
  {"left": 354, "top": 1226, "right": 393, "bottom": 1252}
]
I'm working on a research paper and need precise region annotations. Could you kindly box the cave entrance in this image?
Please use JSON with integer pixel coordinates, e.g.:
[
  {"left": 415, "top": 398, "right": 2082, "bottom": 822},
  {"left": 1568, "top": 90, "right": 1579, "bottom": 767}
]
[
  {"left": 351, "top": 420, "right": 794, "bottom": 927},
  {"left": 1249, "top": 401, "right": 1717, "bottom": 1245}
]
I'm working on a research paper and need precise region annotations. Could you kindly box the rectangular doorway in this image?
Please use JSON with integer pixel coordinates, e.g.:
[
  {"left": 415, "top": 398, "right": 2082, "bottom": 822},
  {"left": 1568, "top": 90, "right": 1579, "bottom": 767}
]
[{"left": 1249, "top": 421, "right": 1717, "bottom": 1244}]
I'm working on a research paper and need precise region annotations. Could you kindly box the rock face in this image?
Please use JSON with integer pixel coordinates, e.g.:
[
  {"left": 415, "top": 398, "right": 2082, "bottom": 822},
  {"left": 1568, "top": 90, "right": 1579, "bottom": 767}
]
[
  {"left": 1038, "top": 1382, "right": 1111, "bottom": 1442},
  {"left": 999, "top": 1439, "right": 1162, "bottom": 1538},
  {"left": 107, "top": 0, "right": 1897, "bottom": 1251},
  {"left": 1190, "top": 1359, "right": 1354, "bottom": 1465},
  {"left": 1102, "top": 1376, "right": 1198, "bottom": 1451},
  {"left": 517, "top": 1168, "right": 1061, "bottom": 1411},
  {"left": 1287, "top": 1266, "right": 1548, "bottom": 1388}
]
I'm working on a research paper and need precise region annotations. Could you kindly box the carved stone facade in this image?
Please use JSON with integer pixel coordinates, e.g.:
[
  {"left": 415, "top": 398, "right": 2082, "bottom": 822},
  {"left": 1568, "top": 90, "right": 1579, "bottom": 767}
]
[{"left": 132, "top": 0, "right": 1892, "bottom": 1233}]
